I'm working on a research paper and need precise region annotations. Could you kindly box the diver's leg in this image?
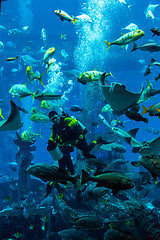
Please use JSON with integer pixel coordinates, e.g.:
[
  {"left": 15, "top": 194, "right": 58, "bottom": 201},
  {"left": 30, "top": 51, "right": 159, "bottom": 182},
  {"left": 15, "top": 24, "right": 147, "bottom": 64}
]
[
  {"left": 65, "top": 153, "right": 74, "bottom": 175},
  {"left": 58, "top": 155, "right": 66, "bottom": 169},
  {"left": 76, "top": 138, "right": 96, "bottom": 158}
]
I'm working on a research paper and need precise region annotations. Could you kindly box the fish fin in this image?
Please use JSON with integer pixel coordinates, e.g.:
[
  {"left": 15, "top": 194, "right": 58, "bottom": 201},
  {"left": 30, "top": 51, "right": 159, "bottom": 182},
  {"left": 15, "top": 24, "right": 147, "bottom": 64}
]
[
  {"left": 47, "top": 62, "right": 55, "bottom": 73},
  {"left": 154, "top": 108, "right": 160, "bottom": 112},
  {"left": 148, "top": 58, "right": 156, "bottom": 67},
  {"left": 71, "top": 175, "right": 81, "bottom": 188},
  {"left": 38, "top": 72, "right": 44, "bottom": 86},
  {"left": 125, "top": 136, "right": 132, "bottom": 145},
  {"left": 147, "top": 79, "right": 151, "bottom": 88},
  {"left": 127, "top": 128, "right": 139, "bottom": 138},
  {"left": 90, "top": 74, "right": 95, "bottom": 78},
  {"left": 128, "top": 5, "right": 132, "bottom": 10},
  {"left": 144, "top": 118, "right": 149, "bottom": 124},
  {"left": 151, "top": 173, "right": 157, "bottom": 180},
  {"left": 131, "top": 42, "right": 137, "bottom": 52},
  {"left": 47, "top": 65, "right": 49, "bottom": 74},
  {"left": 109, "top": 71, "right": 115, "bottom": 79},
  {"left": 131, "top": 161, "right": 142, "bottom": 167},
  {"left": 142, "top": 105, "right": 148, "bottom": 115},
  {"left": 38, "top": 128, "right": 43, "bottom": 139},
  {"left": 150, "top": 58, "right": 156, "bottom": 66},
  {"left": 104, "top": 41, "right": 111, "bottom": 51},
  {"left": 72, "top": 19, "right": 77, "bottom": 24},
  {"left": 121, "top": 45, "right": 125, "bottom": 48},
  {"left": 81, "top": 169, "right": 90, "bottom": 185},
  {"left": 112, "top": 189, "right": 119, "bottom": 196},
  {"left": 32, "top": 90, "right": 38, "bottom": 101},
  {"left": 0, "top": 109, "right": 5, "bottom": 120},
  {"left": 149, "top": 104, "right": 155, "bottom": 109}
]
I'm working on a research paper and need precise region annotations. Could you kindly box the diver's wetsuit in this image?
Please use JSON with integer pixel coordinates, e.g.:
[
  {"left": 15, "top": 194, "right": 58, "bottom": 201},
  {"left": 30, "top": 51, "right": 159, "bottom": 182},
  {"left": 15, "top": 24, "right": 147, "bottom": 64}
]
[{"left": 47, "top": 113, "right": 97, "bottom": 174}]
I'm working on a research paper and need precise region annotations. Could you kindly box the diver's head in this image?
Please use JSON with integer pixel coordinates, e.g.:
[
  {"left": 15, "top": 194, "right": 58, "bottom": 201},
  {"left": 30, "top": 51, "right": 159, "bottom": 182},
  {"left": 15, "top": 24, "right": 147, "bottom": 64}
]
[{"left": 49, "top": 111, "right": 60, "bottom": 123}]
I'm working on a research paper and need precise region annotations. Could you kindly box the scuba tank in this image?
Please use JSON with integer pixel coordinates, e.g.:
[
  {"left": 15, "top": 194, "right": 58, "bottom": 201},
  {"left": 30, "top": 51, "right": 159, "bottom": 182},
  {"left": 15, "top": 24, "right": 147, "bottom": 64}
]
[
  {"left": 78, "top": 120, "right": 88, "bottom": 135},
  {"left": 48, "top": 145, "right": 63, "bottom": 161}
]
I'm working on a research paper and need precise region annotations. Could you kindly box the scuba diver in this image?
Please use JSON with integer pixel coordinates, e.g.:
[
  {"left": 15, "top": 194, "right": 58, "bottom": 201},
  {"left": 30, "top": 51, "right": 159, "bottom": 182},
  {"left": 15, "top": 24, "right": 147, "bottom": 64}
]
[{"left": 47, "top": 110, "right": 107, "bottom": 175}]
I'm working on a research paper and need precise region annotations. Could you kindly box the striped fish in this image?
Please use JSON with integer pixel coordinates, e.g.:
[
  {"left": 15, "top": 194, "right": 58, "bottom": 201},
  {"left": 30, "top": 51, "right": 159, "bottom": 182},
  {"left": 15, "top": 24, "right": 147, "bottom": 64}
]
[{"left": 104, "top": 29, "right": 144, "bottom": 51}]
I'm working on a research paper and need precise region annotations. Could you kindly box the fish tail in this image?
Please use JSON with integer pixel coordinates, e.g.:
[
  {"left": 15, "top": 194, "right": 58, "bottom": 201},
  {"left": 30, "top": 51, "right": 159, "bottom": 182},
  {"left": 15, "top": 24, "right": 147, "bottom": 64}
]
[
  {"left": 72, "top": 19, "right": 77, "bottom": 24},
  {"left": 104, "top": 41, "right": 111, "bottom": 51},
  {"left": 144, "top": 118, "right": 149, "bottom": 124},
  {"left": 142, "top": 105, "right": 148, "bottom": 115},
  {"left": 109, "top": 71, "right": 116, "bottom": 79},
  {"left": 81, "top": 170, "right": 91, "bottom": 185},
  {"left": 147, "top": 79, "right": 151, "bottom": 88},
  {"left": 38, "top": 128, "right": 43, "bottom": 139},
  {"left": 15, "top": 56, "right": 18, "bottom": 60},
  {"left": 47, "top": 62, "right": 55, "bottom": 73},
  {"left": 0, "top": 109, "right": 5, "bottom": 120},
  {"left": 32, "top": 90, "right": 39, "bottom": 101},
  {"left": 38, "top": 72, "right": 44, "bottom": 86}
]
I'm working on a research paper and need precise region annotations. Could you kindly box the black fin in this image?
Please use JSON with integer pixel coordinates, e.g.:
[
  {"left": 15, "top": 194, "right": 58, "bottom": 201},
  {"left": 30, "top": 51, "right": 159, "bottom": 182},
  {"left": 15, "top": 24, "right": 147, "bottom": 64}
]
[{"left": 127, "top": 128, "right": 139, "bottom": 138}]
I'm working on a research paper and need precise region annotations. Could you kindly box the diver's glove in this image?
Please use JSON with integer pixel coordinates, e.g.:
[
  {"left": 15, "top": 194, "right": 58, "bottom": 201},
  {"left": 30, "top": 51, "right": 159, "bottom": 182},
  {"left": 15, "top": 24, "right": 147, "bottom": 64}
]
[{"left": 47, "top": 140, "right": 57, "bottom": 151}]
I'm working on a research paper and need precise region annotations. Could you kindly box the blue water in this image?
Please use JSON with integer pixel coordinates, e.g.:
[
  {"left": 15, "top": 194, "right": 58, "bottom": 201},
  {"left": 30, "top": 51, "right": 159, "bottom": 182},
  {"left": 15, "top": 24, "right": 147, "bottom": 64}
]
[{"left": 1, "top": 0, "right": 160, "bottom": 239}]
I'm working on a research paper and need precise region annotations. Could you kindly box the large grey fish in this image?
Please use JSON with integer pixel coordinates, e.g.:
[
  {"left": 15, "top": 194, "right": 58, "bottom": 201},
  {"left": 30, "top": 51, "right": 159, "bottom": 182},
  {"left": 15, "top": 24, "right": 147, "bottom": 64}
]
[
  {"left": 131, "top": 42, "right": 160, "bottom": 52},
  {"left": 81, "top": 170, "right": 134, "bottom": 195},
  {"left": 58, "top": 228, "right": 89, "bottom": 240},
  {"left": 9, "top": 84, "right": 38, "bottom": 100},
  {"left": 76, "top": 185, "right": 109, "bottom": 201},
  {"left": 99, "top": 74, "right": 143, "bottom": 113},
  {"left": 20, "top": 55, "right": 41, "bottom": 67},
  {"left": 0, "top": 100, "right": 22, "bottom": 132},
  {"left": 26, "top": 163, "right": 79, "bottom": 187},
  {"left": 74, "top": 215, "right": 103, "bottom": 230},
  {"left": 139, "top": 136, "right": 160, "bottom": 157},
  {"left": 131, "top": 155, "right": 160, "bottom": 179},
  {"left": 111, "top": 127, "right": 143, "bottom": 147},
  {"left": 34, "top": 92, "right": 62, "bottom": 101}
]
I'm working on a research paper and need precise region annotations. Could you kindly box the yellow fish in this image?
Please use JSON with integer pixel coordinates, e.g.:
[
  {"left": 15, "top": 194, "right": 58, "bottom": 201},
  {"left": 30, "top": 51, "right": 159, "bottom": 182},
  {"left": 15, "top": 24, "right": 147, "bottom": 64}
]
[{"left": 104, "top": 29, "right": 144, "bottom": 51}]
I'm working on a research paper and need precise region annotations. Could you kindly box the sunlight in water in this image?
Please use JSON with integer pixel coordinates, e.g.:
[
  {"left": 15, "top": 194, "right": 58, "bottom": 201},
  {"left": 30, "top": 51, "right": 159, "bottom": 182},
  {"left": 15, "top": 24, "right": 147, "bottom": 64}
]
[
  {"left": 17, "top": 0, "right": 33, "bottom": 29},
  {"left": 45, "top": 61, "right": 74, "bottom": 106},
  {"left": 74, "top": 0, "right": 109, "bottom": 72}
]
